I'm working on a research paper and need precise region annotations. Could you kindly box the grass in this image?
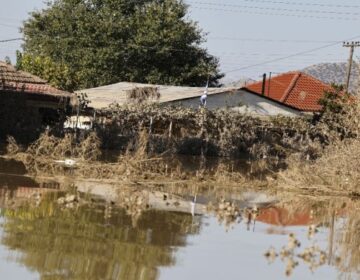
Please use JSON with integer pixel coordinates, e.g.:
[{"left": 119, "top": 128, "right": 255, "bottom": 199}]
[{"left": 276, "top": 139, "right": 360, "bottom": 196}]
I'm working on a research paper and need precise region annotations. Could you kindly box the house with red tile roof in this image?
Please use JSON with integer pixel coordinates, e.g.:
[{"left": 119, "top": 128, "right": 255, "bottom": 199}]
[
  {"left": 0, "top": 61, "right": 73, "bottom": 106},
  {"left": 0, "top": 61, "right": 75, "bottom": 141},
  {"left": 239, "top": 71, "right": 333, "bottom": 115},
  {"left": 81, "top": 71, "right": 331, "bottom": 117}
]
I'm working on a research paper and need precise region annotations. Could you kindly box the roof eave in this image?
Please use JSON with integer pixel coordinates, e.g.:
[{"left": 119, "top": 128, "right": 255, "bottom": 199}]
[{"left": 240, "top": 88, "right": 322, "bottom": 112}]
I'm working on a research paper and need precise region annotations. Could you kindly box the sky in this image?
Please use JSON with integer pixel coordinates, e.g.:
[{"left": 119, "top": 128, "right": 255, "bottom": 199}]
[{"left": 0, "top": 0, "right": 359, "bottom": 82}]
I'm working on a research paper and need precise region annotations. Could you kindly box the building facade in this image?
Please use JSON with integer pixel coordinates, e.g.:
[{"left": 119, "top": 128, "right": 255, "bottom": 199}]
[{"left": 0, "top": 61, "right": 74, "bottom": 142}]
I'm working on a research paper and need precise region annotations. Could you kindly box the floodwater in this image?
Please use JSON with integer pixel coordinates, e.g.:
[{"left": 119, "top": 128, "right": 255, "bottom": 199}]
[{"left": 0, "top": 157, "right": 359, "bottom": 280}]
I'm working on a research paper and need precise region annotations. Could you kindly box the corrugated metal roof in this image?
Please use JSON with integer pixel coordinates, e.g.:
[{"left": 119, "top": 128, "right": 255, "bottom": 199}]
[
  {"left": 0, "top": 61, "right": 73, "bottom": 98},
  {"left": 78, "top": 82, "right": 237, "bottom": 109}
]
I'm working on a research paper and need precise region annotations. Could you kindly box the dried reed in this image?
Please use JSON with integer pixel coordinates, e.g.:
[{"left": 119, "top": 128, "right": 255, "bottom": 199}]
[
  {"left": 126, "top": 87, "right": 160, "bottom": 104},
  {"left": 276, "top": 99, "right": 360, "bottom": 196}
]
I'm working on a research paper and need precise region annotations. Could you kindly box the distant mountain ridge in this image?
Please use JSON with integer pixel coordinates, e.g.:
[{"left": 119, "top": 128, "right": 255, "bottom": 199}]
[
  {"left": 302, "top": 62, "right": 359, "bottom": 93},
  {"left": 225, "top": 62, "right": 359, "bottom": 93}
]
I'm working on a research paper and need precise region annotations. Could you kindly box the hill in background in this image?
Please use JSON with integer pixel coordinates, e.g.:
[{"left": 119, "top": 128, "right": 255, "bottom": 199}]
[
  {"left": 302, "top": 62, "right": 359, "bottom": 93},
  {"left": 223, "top": 77, "right": 256, "bottom": 88},
  {"left": 225, "top": 62, "right": 359, "bottom": 93}
]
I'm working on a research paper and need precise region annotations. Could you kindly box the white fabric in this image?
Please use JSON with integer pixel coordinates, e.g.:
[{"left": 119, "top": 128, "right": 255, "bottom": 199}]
[{"left": 200, "top": 94, "right": 207, "bottom": 106}]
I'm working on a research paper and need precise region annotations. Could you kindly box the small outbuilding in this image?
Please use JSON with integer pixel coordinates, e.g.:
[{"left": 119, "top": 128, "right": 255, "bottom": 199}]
[{"left": 0, "top": 61, "right": 74, "bottom": 141}]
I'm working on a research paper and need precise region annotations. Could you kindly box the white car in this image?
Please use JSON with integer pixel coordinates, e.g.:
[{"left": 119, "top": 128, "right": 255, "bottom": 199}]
[{"left": 64, "top": 116, "right": 93, "bottom": 130}]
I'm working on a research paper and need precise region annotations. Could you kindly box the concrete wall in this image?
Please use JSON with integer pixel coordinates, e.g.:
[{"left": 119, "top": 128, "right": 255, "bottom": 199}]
[{"left": 167, "top": 90, "right": 302, "bottom": 117}]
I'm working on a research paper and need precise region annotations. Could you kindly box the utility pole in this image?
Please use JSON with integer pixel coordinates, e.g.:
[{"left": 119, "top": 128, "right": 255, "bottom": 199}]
[{"left": 343, "top": 41, "right": 360, "bottom": 93}]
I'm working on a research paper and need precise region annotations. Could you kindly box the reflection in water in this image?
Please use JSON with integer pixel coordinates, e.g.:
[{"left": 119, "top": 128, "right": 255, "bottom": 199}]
[
  {"left": 265, "top": 232, "right": 330, "bottom": 277},
  {"left": 0, "top": 192, "right": 201, "bottom": 280},
  {"left": 0, "top": 157, "right": 359, "bottom": 279},
  {"left": 262, "top": 198, "right": 360, "bottom": 279},
  {"left": 337, "top": 211, "right": 360, "bottom": 279}
]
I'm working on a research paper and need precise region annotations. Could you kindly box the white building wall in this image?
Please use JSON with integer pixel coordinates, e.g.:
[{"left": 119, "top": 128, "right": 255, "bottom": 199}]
[{"left": 167, "top": 90, "right": 302, "bottom": 117}]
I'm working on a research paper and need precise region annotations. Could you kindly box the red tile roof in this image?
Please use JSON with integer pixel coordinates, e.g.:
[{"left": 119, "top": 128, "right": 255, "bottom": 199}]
[
  {"left": 242, "top": 71, "right": 334, "bottom": 112},
  {"left": 0, "top": 61, "right": 73, "bottom": 98},
  {"left": 257, "top": 207, "right": 312, "bottom": 226}
]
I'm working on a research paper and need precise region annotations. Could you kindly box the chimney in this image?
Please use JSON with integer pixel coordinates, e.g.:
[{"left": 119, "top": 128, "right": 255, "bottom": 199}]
[{"left": 261, "top": 73, "right": 266, "bottom": 95}]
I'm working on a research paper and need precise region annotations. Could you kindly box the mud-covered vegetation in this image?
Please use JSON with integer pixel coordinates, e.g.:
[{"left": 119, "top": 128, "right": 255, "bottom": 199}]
[
  {"left": 277, "top": 88, "right": 360, "bottom": 196},
  {"left": 3, "top": 84, "right": 360, "bottom": 196},
  {"left": 126, "top": 87, "right": 160, "bottom": 104},
  {"left": 96, "top": 104, "right": 324, "bottom": 160},
  {"left": 6, "top": 129, "right": 266, "bottom": 186}
]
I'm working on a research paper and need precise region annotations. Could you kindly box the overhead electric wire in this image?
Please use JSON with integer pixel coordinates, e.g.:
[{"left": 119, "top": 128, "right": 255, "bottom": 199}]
[
  {"left": 0, "top": 23, "right": 20, "bottom": 29},
  {"left": 0, "top": 2, "right": 356, "bottom": 75},
  {"left": 0, "top": 36, "right": 340, "bottom": 57},
  {"left": 242, "top": 0, "right": 360, "bottom": 9},
  {"left": 225, "top": 34, "right": 360, "bottom": 73},
  {"left": 214, "top": 52, "right": 341, "bottom": 57},
  {"left": 221, "top": 59, "right": 347, "bottom": 65},
  {"left": 207, "top": 37, "right": 339, "bottom": 43},
  {"left": 188, "top": 1, "right": 360, "bottom": 16},
  {"left": 0, "top": 38, "right": 23, "bottom": 43},
  {"left": 190, "top": 5, "right": 360, "bottom": 21}
]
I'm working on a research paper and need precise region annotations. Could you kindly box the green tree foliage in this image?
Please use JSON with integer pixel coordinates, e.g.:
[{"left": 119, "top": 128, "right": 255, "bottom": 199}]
[
  {"left": 19, "top": 0, "right": 223, "bottom": 91},
  {"left": 16, "top": 51, "right": 78, "bottom": 90},
  {"left": 315, "top": 84, "right": 355, "bottom": 139},
  {"left": 0, "top": 192, "right": 200, "bottom": 280},
  {"left": 318, "top": 84, "right": 350, "bottom": 114}
]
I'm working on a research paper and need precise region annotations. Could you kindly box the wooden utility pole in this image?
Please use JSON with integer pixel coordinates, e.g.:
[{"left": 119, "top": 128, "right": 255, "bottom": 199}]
[{"left": 343, "top": 41, "right": 360, "bottom": 93}]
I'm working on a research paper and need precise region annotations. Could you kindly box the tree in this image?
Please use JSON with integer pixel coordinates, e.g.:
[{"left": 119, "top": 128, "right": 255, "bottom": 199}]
[
  {"left": 19, "top": 0, "right": 223, "bottom": 92},
  {"left": 318, "top": 84, "right": 350, "bottom": 114},
  {"left": 16, "top": 51, "right": 78, "bottom": 90}
]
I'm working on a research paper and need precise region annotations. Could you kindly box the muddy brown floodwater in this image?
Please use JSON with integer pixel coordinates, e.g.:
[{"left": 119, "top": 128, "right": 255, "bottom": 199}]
[{"left": 0, "top": 157, "right": 359, "bottom": 280}]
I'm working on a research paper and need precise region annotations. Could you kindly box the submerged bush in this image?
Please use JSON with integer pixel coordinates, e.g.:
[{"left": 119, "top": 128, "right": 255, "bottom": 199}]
[
  {"left": 15, "top": 131, "right": 101, "bottom": 162},
  {"left": 95, "top": 105, "right": 322, "bottom": 160}
]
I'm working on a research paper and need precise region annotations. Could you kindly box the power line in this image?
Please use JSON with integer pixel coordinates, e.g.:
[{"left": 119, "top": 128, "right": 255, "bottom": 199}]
[
  {"left": 188, "top": 1, "right": 360, "bottom": 16},
  {"left": 222, "top": 60, "right": 351, "bottom": 65},
  {"left": 190, "top": 5, "right": 360, "bottom": 21},
  {"left": 242, "top": 0, "right": 360, "bottom": 9},
  {"left": 0, "top": 37, "right": 343, "bottom": 60},
  {"left": 0, "top": 16, "right": 23, "bottom": 22},
  {"left": 207, "top": 37, "right": 339, "bottom": 44},
  {"left": 24, "top": 32, "right": 344, "bottom": 45},
  {"left": 0, "top": 38, "right": 23, "bottom": 43},
  {"left": 215, "top": 52, "right": 342, "bottom": 57},
  {"left": 220, "top": 59, "right": 347, "bottom": 64},
  {"left": 0, "top": 36, "right": 346, "bottom": 61},
  {"left": 0, "top": 23, "right": 20, "bottom": 29},
  {"left": 225, "top": 35, "right": 360, "bottom": 74}
]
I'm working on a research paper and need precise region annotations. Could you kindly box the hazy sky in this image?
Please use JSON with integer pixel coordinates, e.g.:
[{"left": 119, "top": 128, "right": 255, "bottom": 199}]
[{"left": 1, "top": 0, "right": 359, "bottom": 81}]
